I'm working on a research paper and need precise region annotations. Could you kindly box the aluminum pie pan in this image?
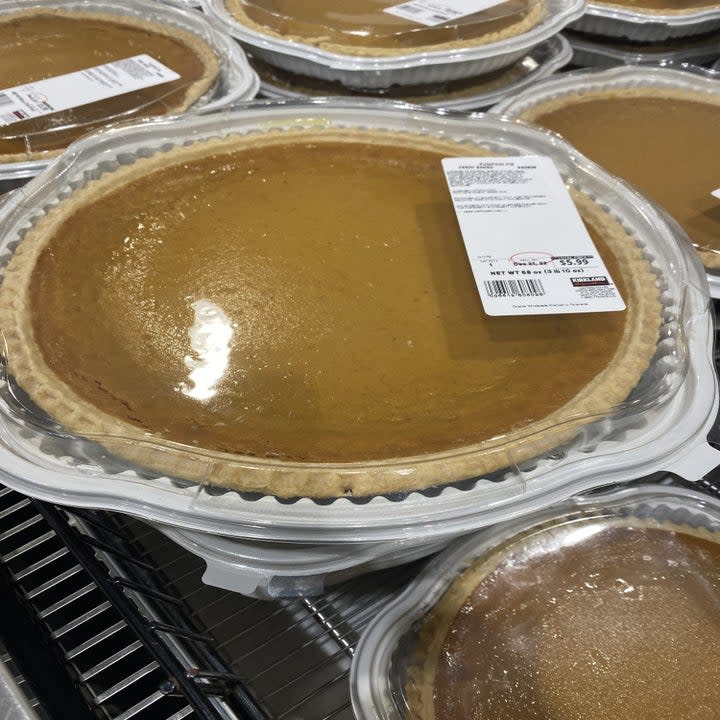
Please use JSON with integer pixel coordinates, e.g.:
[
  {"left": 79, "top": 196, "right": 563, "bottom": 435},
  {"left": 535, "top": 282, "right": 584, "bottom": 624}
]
[
  {"left": 255, "top": 35, "right": 572, "bottom": 111},
  {"left": 153, "top": 522, "right": 454, "bottom": 598},
  {"left": 351, "top": 482, "right": 720, "bottom": 720},
  {"left": 202, "top": 0, "right": 585, "bottom": 88},
  {"left": 0, "top": 0, "right": 260, "bottom": 183},
  {"left": 565, "top": 29, "right": 720, "bottom": 68},
  {"left": 570, "top": 3, "right": 720, "bottom": 41},
  {"left": 491, "top": 65, "right": 720, "bottom": 296},
  {"left": 0, "top": 99, "right": 714, "bottom": 543}
]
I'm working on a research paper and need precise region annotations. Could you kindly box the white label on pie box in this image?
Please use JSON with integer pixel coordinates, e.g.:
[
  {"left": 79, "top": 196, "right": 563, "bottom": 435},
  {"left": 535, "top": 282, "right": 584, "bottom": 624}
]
[
  {"left": 442, "top": 156, "right": 626, "bottom": 317},
  {"left": 712, "top": 188, "right": 720, "bottom": 200},
  {"left": 0, "top": 55, "right": 180, "bottom": 128},
  {"left": 385, "top": 0, "right": 506, "bottom": 26}
]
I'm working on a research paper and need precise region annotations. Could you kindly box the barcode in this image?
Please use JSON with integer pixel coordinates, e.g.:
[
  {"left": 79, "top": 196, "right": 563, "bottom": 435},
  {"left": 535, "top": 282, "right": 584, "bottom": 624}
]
[
  {"left": 0, "top": 93, "right": 14, "bottom": 109},
  {"left": 483, "top": 278, "right": 546, "bottom": 297}
]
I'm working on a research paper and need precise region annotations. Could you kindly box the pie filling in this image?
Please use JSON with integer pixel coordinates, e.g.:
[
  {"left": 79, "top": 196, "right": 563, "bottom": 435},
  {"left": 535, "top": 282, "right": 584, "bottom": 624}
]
[
  {"left": 419, "top": 521, "right": 720, "bottom": 720},
  {"left": 524, "top": 93, "right": 720, "bottom": 258},
  {"left": 28, "top": 139, "right": 630, "bottom": 464},
  {"left": 0, "top": 11, "right": 214, "bottom": 157},
  {"left": 227, "top": 0, "right": 538, "bottom": 50}
]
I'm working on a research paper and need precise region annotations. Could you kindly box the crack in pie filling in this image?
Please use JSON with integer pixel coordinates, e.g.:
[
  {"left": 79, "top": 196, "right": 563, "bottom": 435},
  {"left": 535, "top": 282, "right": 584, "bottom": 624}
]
[
  {"left": 223, "top": 0, "right": 546, "bottom": 56},
  {"left": 0, "top": 128, "right": 661, "bottom": 498},
  {"left": 517, "top": 87, "right": 720, "bottom": 269},
  {"left": 409, "top": 518, "right": 720, "bottom": 720},
  {"left": 0, "top": 8, "right": 220, "bottom": 163}
]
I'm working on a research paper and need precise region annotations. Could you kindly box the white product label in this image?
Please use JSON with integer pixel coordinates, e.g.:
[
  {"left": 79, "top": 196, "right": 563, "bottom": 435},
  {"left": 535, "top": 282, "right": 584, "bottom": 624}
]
[
  {"left": 0, "top": 55, "right": 180, "bottom": 128},
  {"left": 384, "top": 0, "right": 505, "bottom": 26},
  {"left": 442, "top": 156, "right": 625, "bottom": 317},
  {"left": 712, "top": 188, "right": 720, "bottom": 200}
]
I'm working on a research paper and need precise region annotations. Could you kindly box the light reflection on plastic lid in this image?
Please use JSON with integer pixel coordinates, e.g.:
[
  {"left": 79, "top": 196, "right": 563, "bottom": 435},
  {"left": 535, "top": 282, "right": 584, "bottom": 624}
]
[{"left": 178, "top": 299, "right": 233, "bottom": 402}]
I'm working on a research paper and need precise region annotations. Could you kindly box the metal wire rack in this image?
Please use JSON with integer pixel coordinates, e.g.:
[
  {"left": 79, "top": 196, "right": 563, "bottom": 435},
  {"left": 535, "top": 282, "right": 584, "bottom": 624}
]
[{"left": 0, "top": 485, "right": 420, "bottom": 720}]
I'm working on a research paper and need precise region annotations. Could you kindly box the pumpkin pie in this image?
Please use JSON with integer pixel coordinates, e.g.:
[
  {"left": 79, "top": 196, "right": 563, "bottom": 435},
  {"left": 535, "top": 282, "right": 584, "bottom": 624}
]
[
  {"left": 0, "top": 8, "right": 220, "bottom": 163},
  {"left": 223, "top": 0, "right": 545, "bottom": 56},
  {"left": 516, "top": 86, "right": 720, "bottom": 269},
  {"left": 0, "top": 127, "right": 661, "bottom": 498},
  {"left": 408, "top": 517, "right": 720, "bottom": 719}
]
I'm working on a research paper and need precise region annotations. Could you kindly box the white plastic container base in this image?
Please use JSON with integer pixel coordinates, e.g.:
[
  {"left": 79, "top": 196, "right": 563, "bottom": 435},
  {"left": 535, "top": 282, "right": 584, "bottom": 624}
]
[
  {"left": 492, "top": 65, "right": 720, "bottom": 299},
  {"left": 0, "top": 0, "right": 259, "bottom": 184},
  {"left": 255, "top": 35, "right": 572, "bottom": 112},
  {"left": 707, "top": 272, "right": 720, "bottom": 300},
  {"left": 153, "top": 523, "right": 454, "bottom": 598},
  {"left": 0, "top": 101, "right": 716, "bottom": 544},
  {"left": 570, "top": 2, "right": 720, "bottom": 41},
  {"left": 203, "top": 0, "right": 585, "bottom": 88},
  {"left": 565, "top": 29, "right": 720, "bottom": 68},
  {"left": 351, "top": 482, "right": 720, "bottom": 720}
]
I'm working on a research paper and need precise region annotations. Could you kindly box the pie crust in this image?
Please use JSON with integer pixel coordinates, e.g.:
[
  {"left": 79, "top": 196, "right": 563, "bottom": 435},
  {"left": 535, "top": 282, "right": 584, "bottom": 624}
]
[
  {"left": 517, "top": 86, "right": 720, "bottom": 270},
  {"left": 0, "top": 8, "right": 220, "bottom": 164},
  {"left": 592, "top": 0, "right": 720, "bottom": 14},
  {"left": 0, "top": 127, "right": 661, "bottom": 498},
  {"left": 224, "top": 0, "right": 546, "bottom": 57},
  {"left": 408, "top": 516, "right": 720, "bottom": 720}
]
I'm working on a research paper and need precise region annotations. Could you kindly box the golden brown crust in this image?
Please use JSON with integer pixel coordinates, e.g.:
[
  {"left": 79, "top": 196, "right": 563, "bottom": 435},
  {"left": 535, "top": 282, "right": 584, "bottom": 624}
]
[
  {"left": 0, "top": 7, "right": 220, "bottom": 165},
  {"left": 224, "top": 0, "right": 545, "bottom": 56},
  {"left": 0, "top": 127, "right": 662, "bottom": 499},
  {"left": 517, "top": 85, "right": 720, "bottom": 271},
  {"left": 592, "top": 0, "right": 720, "bottom": 15},
  {"left": 406, "top": 516, "right": 720, "bottom": 720}
]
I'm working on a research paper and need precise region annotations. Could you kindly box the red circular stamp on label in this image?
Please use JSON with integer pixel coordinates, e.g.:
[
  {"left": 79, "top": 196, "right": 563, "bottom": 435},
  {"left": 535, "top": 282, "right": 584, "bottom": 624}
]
[{"left": 509, "top": 252, "right": 554, "bottom": 266}]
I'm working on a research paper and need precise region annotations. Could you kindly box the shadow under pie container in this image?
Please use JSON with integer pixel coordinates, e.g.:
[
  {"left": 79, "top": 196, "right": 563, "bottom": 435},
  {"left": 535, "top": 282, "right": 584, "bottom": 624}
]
[{"left": 351, "top": 483, "right": 720, "bottom": 720}]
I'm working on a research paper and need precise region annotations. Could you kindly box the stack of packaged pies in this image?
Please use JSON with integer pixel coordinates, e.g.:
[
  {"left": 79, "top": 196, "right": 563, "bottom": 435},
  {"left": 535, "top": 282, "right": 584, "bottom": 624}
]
[
  {"left": 0, "top": 101, "right": 716, "bottom": 597},
  {"left": 493, "top": 65, "right": 720, "bottom": 297},
  {"left": 0, "top": 0, "right": 259, "bottom": 191},
  {"left": 204, "top": 0, "right": 583, "bottom": 106},
  {"left": 352, "top": 484, "right": 720, "bottom": 719}
]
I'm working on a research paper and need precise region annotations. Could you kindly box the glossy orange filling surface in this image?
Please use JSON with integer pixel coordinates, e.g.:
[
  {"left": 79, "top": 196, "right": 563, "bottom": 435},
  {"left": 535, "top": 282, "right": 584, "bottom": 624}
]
[{"left": 29, "top": 141, "right": 627, "bottom": 462}]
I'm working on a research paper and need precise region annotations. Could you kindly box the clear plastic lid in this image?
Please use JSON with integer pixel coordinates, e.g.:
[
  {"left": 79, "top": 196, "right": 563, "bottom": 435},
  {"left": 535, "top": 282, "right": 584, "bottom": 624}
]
[
  {"left": 226, "top": 0, "right": 543, "bottom": 50},
  {"left": 565, "top": 28, "right": 720, "bottom": 67},
  {"left": 352, "top": 483, "right": 720, "bottom": 719},
  {"left": 587, "top": 0, "right": 720, "bottom": 23},
  {"left": 572, "top": 1, "right": 720, "bottom": 43},
  {"left": 0, "top": 100, "right": 715, "bottom": 542},
  {"left": 253, "top": 35, "right": 572, "bottom": 110},
  {"left": 0, "top": 0, "right": 258, "bottom": 175},
  {"left": 205, "top": 0, "right": 584, "bottom": 88}
]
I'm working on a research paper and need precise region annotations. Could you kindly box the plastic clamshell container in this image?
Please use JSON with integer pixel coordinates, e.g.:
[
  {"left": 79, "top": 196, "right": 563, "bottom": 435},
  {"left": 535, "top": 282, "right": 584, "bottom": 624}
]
[
  {"left": 0, "top": 100, "right": 716, "bottom": 544},
  {"left": 565, "top": 29, "right": 720, "bottom": 68},
  {"left": 0, "top": 0, "right": 259, "bottom": 183},
  {"left": 570, "top": 2, "right": 720, "bottom": 41},
  {"left": 255, "top": 35, "right": 572, "bottom": 111},
  {"left": 351, "top": 482, "right": 720, "bottom": 720},
  {"left": 203, "top": 0, "right": 585, "bottom": 88},
  {"left": 153, "top": 523, "right": 454, "bottom": 598},
  {"left": 492, "top": 65, "right": 720, "bottom": 298}
]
